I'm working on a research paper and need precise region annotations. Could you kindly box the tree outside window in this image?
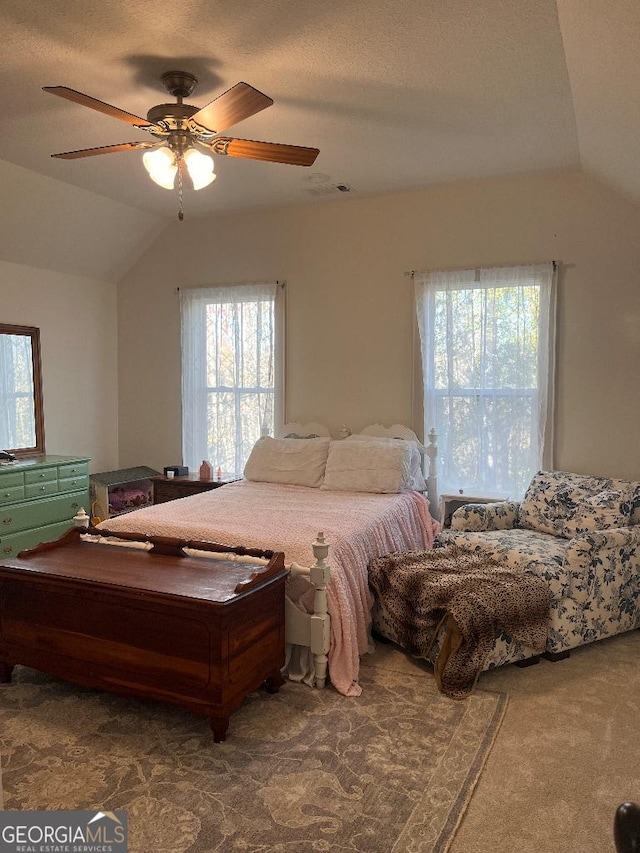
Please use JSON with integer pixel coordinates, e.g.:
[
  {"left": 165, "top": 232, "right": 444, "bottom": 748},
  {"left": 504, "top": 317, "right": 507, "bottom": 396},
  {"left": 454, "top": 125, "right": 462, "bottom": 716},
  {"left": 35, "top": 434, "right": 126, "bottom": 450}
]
[
  {"left": 415, "top": 263, "right": 556, "bottom": 499},
  {"left": 180, "top": 282, "right": 284, "bottom": 477}
]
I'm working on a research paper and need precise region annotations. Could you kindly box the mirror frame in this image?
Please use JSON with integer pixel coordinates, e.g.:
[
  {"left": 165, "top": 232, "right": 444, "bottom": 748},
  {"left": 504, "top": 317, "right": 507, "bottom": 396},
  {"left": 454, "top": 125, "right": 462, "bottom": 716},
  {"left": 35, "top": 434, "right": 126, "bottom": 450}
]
[{"left": 0, "top": 323, "right": 46, "bottom": 457}]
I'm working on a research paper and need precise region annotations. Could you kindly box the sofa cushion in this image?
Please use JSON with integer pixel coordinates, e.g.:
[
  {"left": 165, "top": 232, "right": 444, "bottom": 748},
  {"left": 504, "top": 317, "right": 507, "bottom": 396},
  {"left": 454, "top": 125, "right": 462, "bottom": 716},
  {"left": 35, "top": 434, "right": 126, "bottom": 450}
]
[
  {"left": 436, "top": 528, "right": 570, "bottom": 601},
  {"left": 519, "top": 470, "right": 635, "bottom": 539}
]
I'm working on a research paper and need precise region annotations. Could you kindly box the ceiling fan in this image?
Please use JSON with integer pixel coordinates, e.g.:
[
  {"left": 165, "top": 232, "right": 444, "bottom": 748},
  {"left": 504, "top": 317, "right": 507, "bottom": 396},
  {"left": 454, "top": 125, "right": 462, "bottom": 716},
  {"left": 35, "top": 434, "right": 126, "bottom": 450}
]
[{"left": 43, "top": 71, "right": 320, "bottom": 219}]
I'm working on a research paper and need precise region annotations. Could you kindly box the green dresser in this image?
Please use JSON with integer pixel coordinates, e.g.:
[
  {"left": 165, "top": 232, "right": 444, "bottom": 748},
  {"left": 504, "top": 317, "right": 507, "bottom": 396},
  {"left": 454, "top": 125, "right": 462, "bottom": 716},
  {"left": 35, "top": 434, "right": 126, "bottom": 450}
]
[{"left": 0, "top": 455, "right": 90, "bottom": 558}]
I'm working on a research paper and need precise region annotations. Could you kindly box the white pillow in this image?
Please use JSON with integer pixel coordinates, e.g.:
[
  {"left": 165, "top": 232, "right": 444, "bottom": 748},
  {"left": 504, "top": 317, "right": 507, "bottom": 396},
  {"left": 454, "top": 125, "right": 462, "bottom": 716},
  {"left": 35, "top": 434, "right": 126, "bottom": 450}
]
[
  {"left": 322, "top": 438, "right": 413, "bottom": 493},
  {"left": 344, "top": 434, "right": 427, "bottom": 491},
  {"left": 244, "top": 436, "right": 331, "bottom": 488}
]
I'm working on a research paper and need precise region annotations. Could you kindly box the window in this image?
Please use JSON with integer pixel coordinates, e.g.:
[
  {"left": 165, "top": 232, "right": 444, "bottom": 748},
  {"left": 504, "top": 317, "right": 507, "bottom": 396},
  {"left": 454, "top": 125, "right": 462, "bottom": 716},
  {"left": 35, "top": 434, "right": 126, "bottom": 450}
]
[
  {"left": 180, "top": 282, "right": 284, "bottom": 477},
  {"left": 0, "top": 326, "right": 43, "bottom": 454},
  {"left": 414, "top": 263, "right": 556, "bottom": 499}
]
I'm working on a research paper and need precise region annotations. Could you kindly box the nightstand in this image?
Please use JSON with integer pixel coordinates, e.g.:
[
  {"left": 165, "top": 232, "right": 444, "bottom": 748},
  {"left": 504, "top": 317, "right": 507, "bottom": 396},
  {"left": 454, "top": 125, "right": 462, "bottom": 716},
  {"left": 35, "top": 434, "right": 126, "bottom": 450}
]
[
  {"left": 439, "top": 491, "right": 509, "bottom": 528},
  {"left": 151, "top": 474, "right": 239, "bottom": 505}
]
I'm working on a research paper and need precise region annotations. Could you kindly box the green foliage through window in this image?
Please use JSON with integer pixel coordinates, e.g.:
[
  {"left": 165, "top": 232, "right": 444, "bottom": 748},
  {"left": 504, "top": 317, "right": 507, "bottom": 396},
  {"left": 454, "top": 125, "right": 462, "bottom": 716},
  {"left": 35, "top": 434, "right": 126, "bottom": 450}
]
[{"left": 415, "top": 264, "right": 555, "bottom": 499}]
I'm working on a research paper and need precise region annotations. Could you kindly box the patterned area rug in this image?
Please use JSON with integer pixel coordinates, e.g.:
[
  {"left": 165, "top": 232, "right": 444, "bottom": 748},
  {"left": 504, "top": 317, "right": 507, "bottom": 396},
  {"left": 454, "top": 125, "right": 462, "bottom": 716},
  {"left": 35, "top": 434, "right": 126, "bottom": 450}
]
[{"left": 0, "top": 665, "right": 506, "bottom": 853}]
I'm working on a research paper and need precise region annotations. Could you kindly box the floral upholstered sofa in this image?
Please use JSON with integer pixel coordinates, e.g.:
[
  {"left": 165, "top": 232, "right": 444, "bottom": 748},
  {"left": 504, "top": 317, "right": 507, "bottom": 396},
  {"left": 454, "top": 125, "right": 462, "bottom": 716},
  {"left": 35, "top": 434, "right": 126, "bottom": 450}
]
[{"left": 432, "top": 470, "right": 640, "bottom": 667}]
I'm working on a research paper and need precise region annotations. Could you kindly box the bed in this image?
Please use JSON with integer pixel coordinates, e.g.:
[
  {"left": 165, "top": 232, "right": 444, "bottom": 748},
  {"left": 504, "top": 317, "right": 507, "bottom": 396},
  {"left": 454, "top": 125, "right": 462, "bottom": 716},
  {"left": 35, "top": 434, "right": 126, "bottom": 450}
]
[{"left": 94, "top": 424, "right": 440, "bottom": 696}]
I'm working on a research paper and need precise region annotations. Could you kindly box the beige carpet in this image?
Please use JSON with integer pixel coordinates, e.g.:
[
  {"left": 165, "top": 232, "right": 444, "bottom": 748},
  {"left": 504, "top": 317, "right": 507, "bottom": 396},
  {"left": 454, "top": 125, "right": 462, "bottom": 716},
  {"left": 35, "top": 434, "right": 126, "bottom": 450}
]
[
  {"left": 365, "top": 630, "right": 640, "bottom": 853},
  {"left": 0, "top": 662, "right": 506, "bottom": 853}
]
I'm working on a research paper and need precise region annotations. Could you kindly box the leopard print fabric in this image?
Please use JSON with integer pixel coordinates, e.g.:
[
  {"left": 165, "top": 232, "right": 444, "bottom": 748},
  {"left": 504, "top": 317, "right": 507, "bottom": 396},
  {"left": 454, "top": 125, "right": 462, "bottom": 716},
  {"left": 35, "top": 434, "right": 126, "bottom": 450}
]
[{"left": 369, "top": 544, "right": 551, "bottom": 699}]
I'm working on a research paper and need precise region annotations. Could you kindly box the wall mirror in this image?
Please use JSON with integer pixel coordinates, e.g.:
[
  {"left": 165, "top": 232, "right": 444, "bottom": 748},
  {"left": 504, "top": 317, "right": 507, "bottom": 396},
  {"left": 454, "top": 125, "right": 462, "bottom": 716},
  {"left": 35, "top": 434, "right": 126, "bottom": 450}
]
[{"left": 0, "top": 323, "right": 45, "bottom": 457}]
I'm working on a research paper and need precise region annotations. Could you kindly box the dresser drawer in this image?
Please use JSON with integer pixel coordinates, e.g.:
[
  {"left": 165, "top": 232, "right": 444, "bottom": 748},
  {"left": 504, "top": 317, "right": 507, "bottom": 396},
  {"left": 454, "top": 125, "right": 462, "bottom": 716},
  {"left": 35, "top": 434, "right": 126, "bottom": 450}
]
[
  {"left": 58, "top": 461, "right": 89, "bottom": 480},
  {"left": 0, "top": 492, "right": 85, "bottom": 536},
  {"left": 0, "top": 485, "right": 25, "bottom": 505},
  {"left": 0, "top": 471, "right": 24, "bottom": 489},
  {"left": 58, "top": 474, "right": 89, "bottom": 494},
  {"left": 25, "top": 481, "right": 60, "bottom": 499},
  {"left": 24, "top": 467, "right": 57, "bottom": 486},
  {"left": 0, "top": 520, "right": 73, "bottom": 558}
]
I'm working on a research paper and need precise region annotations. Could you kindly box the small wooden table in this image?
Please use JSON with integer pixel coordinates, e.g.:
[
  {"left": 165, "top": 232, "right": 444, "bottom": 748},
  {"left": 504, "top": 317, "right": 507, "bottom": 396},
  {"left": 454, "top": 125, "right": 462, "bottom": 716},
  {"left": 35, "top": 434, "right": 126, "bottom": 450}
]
[
  {"left": 0, "top": 528, "right": 287, "bottom": 742},
  {"left": 152, "top": 474, "right": 239, "bottom": 504}
]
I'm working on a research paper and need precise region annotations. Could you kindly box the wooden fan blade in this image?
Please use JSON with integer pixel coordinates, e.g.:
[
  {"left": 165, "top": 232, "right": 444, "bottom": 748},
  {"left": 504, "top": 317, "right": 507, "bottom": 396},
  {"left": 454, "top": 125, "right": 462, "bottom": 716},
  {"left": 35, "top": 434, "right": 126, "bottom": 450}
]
[
  {"left": 189, "top": 82, "right": 273, "bottom": 134},
  {"left": 216, "top": 138, "right": 319, "bottom": 166},
  {"left": 51, "top": 141, "right": 156, "bottom": 159},
  {"left": 43, "top": 86, "right": 155, "bottom": 128}
]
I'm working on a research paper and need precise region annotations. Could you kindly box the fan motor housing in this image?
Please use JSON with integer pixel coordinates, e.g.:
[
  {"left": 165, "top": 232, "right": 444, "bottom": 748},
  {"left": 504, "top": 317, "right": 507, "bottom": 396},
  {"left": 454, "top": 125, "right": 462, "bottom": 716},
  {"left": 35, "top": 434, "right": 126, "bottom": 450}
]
[
  {"left": 161, "top": 70, "right": 198, "bottom": 98},
  {"left": 147, "top": 102, "right": 199, "bottom": 129}
]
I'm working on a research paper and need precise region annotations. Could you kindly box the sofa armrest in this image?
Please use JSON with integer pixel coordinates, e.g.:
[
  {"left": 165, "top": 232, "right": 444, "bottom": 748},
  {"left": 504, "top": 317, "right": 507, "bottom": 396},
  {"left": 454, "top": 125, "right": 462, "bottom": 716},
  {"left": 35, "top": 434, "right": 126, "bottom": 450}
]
[
  {"left": 450, "top": 500, "right": 521, "bottom": 532},
  {"left": 564, "top": 526, "right": 640, "bottom": 604}
]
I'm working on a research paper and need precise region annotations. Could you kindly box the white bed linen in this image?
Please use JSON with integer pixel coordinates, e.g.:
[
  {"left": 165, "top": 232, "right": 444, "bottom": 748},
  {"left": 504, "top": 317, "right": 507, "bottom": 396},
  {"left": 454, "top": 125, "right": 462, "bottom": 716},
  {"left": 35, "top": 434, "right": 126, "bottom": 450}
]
[{"left": 99, "top": 480, "right": 439, "bottom": 696}]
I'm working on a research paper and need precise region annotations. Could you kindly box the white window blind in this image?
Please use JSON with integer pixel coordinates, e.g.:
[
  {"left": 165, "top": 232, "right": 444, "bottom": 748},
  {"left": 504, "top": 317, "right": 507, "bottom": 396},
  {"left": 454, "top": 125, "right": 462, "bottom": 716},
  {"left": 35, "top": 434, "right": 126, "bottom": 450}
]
[
  {"left": 180, "top": 282, "right": 284, "bottom": 477},
  {"left": 414, "top": 262, "right": 556, "bottom": 499}
]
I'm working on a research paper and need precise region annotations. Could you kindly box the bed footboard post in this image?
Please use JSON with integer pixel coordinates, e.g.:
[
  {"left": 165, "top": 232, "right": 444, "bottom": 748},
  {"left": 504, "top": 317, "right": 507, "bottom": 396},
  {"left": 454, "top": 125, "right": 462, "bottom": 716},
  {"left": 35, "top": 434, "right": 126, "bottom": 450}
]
[{"left": 309, "top": 532, "right": 331, "bottom": 689}]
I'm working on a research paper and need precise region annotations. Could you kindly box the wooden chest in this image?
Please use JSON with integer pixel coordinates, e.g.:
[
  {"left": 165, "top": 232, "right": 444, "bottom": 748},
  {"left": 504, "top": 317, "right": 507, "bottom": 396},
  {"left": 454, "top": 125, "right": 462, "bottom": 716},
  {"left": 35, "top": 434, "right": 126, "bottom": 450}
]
[{"left": 0, "top": 529, "right": 287, "bottom": 741}]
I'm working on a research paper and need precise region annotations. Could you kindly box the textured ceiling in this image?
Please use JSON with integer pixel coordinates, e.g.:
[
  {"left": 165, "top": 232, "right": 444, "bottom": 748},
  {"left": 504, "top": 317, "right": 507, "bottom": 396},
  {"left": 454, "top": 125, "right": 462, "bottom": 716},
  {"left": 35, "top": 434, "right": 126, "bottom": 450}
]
[{"left": 0, "top": 0, "right": 636, "bottom": 221}]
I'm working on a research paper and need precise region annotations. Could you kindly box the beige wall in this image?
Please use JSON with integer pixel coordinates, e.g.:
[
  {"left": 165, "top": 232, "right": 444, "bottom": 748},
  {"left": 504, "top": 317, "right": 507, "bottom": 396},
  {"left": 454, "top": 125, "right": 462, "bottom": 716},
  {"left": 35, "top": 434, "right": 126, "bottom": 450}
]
[
  {"left": 1, "top": 260, "right": 119, "bottom": 473},
  {"left": 0, "top": 160, "right": 165, "bottom": 284},
  {"left": 0, "top": 156, "right": 166, "bottom": 476},
  {"left": 117, "top": 168, "right": 640, "bottom": 481}
]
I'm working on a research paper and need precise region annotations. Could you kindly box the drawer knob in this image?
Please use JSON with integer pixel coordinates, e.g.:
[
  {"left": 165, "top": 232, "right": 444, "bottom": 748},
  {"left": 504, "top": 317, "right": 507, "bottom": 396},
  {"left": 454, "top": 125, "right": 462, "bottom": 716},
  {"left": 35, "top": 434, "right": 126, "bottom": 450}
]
[
  {"left": 2, "top": 518, "right": 12, "bottom": 525},
  {"left": 71, "top": 502, "right": 79, "bottom": 509},
  {"left": 39, "top": 473, "right": 46, "bottom": 478},
  {"left": 3, "top": 546, "right": 12, "bottom": 554},
  {"left": 41, "top": 485, "right": 47, "bottom": 491},
  {"left": 3, "top": 493, "right": 9, "bottom": 498}
]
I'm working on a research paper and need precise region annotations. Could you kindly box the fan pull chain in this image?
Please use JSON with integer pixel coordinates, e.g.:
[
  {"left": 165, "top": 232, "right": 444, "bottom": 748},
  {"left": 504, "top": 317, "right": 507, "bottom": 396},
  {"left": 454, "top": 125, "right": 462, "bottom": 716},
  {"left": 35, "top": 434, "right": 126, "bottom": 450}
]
[{"left": 178, "top": 168, "right": 184, "bottom": 221}]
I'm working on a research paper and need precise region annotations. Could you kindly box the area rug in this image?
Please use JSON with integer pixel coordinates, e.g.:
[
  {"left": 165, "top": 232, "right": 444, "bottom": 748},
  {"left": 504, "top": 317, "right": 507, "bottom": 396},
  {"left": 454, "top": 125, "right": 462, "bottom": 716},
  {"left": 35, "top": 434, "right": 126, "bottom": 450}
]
[{"left": 0, "top": 665, "right": 507, "bottom": 853}]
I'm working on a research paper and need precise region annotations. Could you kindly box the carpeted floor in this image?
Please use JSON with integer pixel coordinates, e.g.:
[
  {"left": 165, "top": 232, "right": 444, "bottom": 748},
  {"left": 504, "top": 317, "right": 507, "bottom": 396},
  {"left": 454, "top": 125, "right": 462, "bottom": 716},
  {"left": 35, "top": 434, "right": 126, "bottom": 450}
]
[
  {"left": 365, "top": 629, "right": 640, "bottom": 853},
  {"left": 0, "top": 662, "right": 506, "bottom": 853},
  {"left": 448, "top": 629, "right": 640, "bottom": 853}
]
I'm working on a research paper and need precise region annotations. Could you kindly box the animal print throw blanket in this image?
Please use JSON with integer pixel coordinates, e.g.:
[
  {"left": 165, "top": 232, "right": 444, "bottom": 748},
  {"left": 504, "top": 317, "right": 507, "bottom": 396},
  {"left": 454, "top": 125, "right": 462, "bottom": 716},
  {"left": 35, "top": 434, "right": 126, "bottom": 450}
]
[{"left": 368, "top": 545, "right": 551, "bottom": 699}]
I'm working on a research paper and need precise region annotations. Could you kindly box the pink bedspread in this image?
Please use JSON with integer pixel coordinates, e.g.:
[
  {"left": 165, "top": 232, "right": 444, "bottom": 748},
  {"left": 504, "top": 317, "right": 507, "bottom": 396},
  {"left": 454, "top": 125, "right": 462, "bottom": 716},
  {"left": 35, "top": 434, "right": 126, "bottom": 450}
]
[{"left": 99, "top": 480, "right": 439, "bottom": 696}]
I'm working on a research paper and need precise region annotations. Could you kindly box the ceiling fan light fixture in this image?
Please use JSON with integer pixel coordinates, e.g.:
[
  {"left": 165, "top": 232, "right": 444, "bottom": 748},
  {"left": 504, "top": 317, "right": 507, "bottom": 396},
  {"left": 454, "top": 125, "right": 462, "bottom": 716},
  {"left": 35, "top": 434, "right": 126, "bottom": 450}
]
[
  {"left": 143, "top": 146, "right": 177, "bottom": 190},
  {"left": 44, "top": 73, "right": 319, "bottom": 220},
  {"left": 183, "top": 147, "right": 216, "bottom": 190}
]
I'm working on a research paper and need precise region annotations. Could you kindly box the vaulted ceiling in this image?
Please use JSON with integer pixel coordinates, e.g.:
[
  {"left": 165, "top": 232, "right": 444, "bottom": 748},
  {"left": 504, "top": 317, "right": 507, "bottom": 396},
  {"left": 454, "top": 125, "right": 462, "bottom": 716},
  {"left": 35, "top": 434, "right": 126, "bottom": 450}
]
[{"left": 1, "top": 0, "right": 638, "bottom": 223}]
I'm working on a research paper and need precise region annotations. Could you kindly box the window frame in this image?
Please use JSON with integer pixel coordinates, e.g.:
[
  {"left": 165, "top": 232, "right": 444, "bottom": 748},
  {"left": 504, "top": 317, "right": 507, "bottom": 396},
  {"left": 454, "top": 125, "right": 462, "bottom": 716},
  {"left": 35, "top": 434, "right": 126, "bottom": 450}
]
[
  {"left": 0, "top": 323, "right": 46, "bottom": 457},
  {"left": 414, "top": 263, "right": 556, "bottom": 499},
  {"left": 180, "top": 281, "right": 285, "bottom": 477}
]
